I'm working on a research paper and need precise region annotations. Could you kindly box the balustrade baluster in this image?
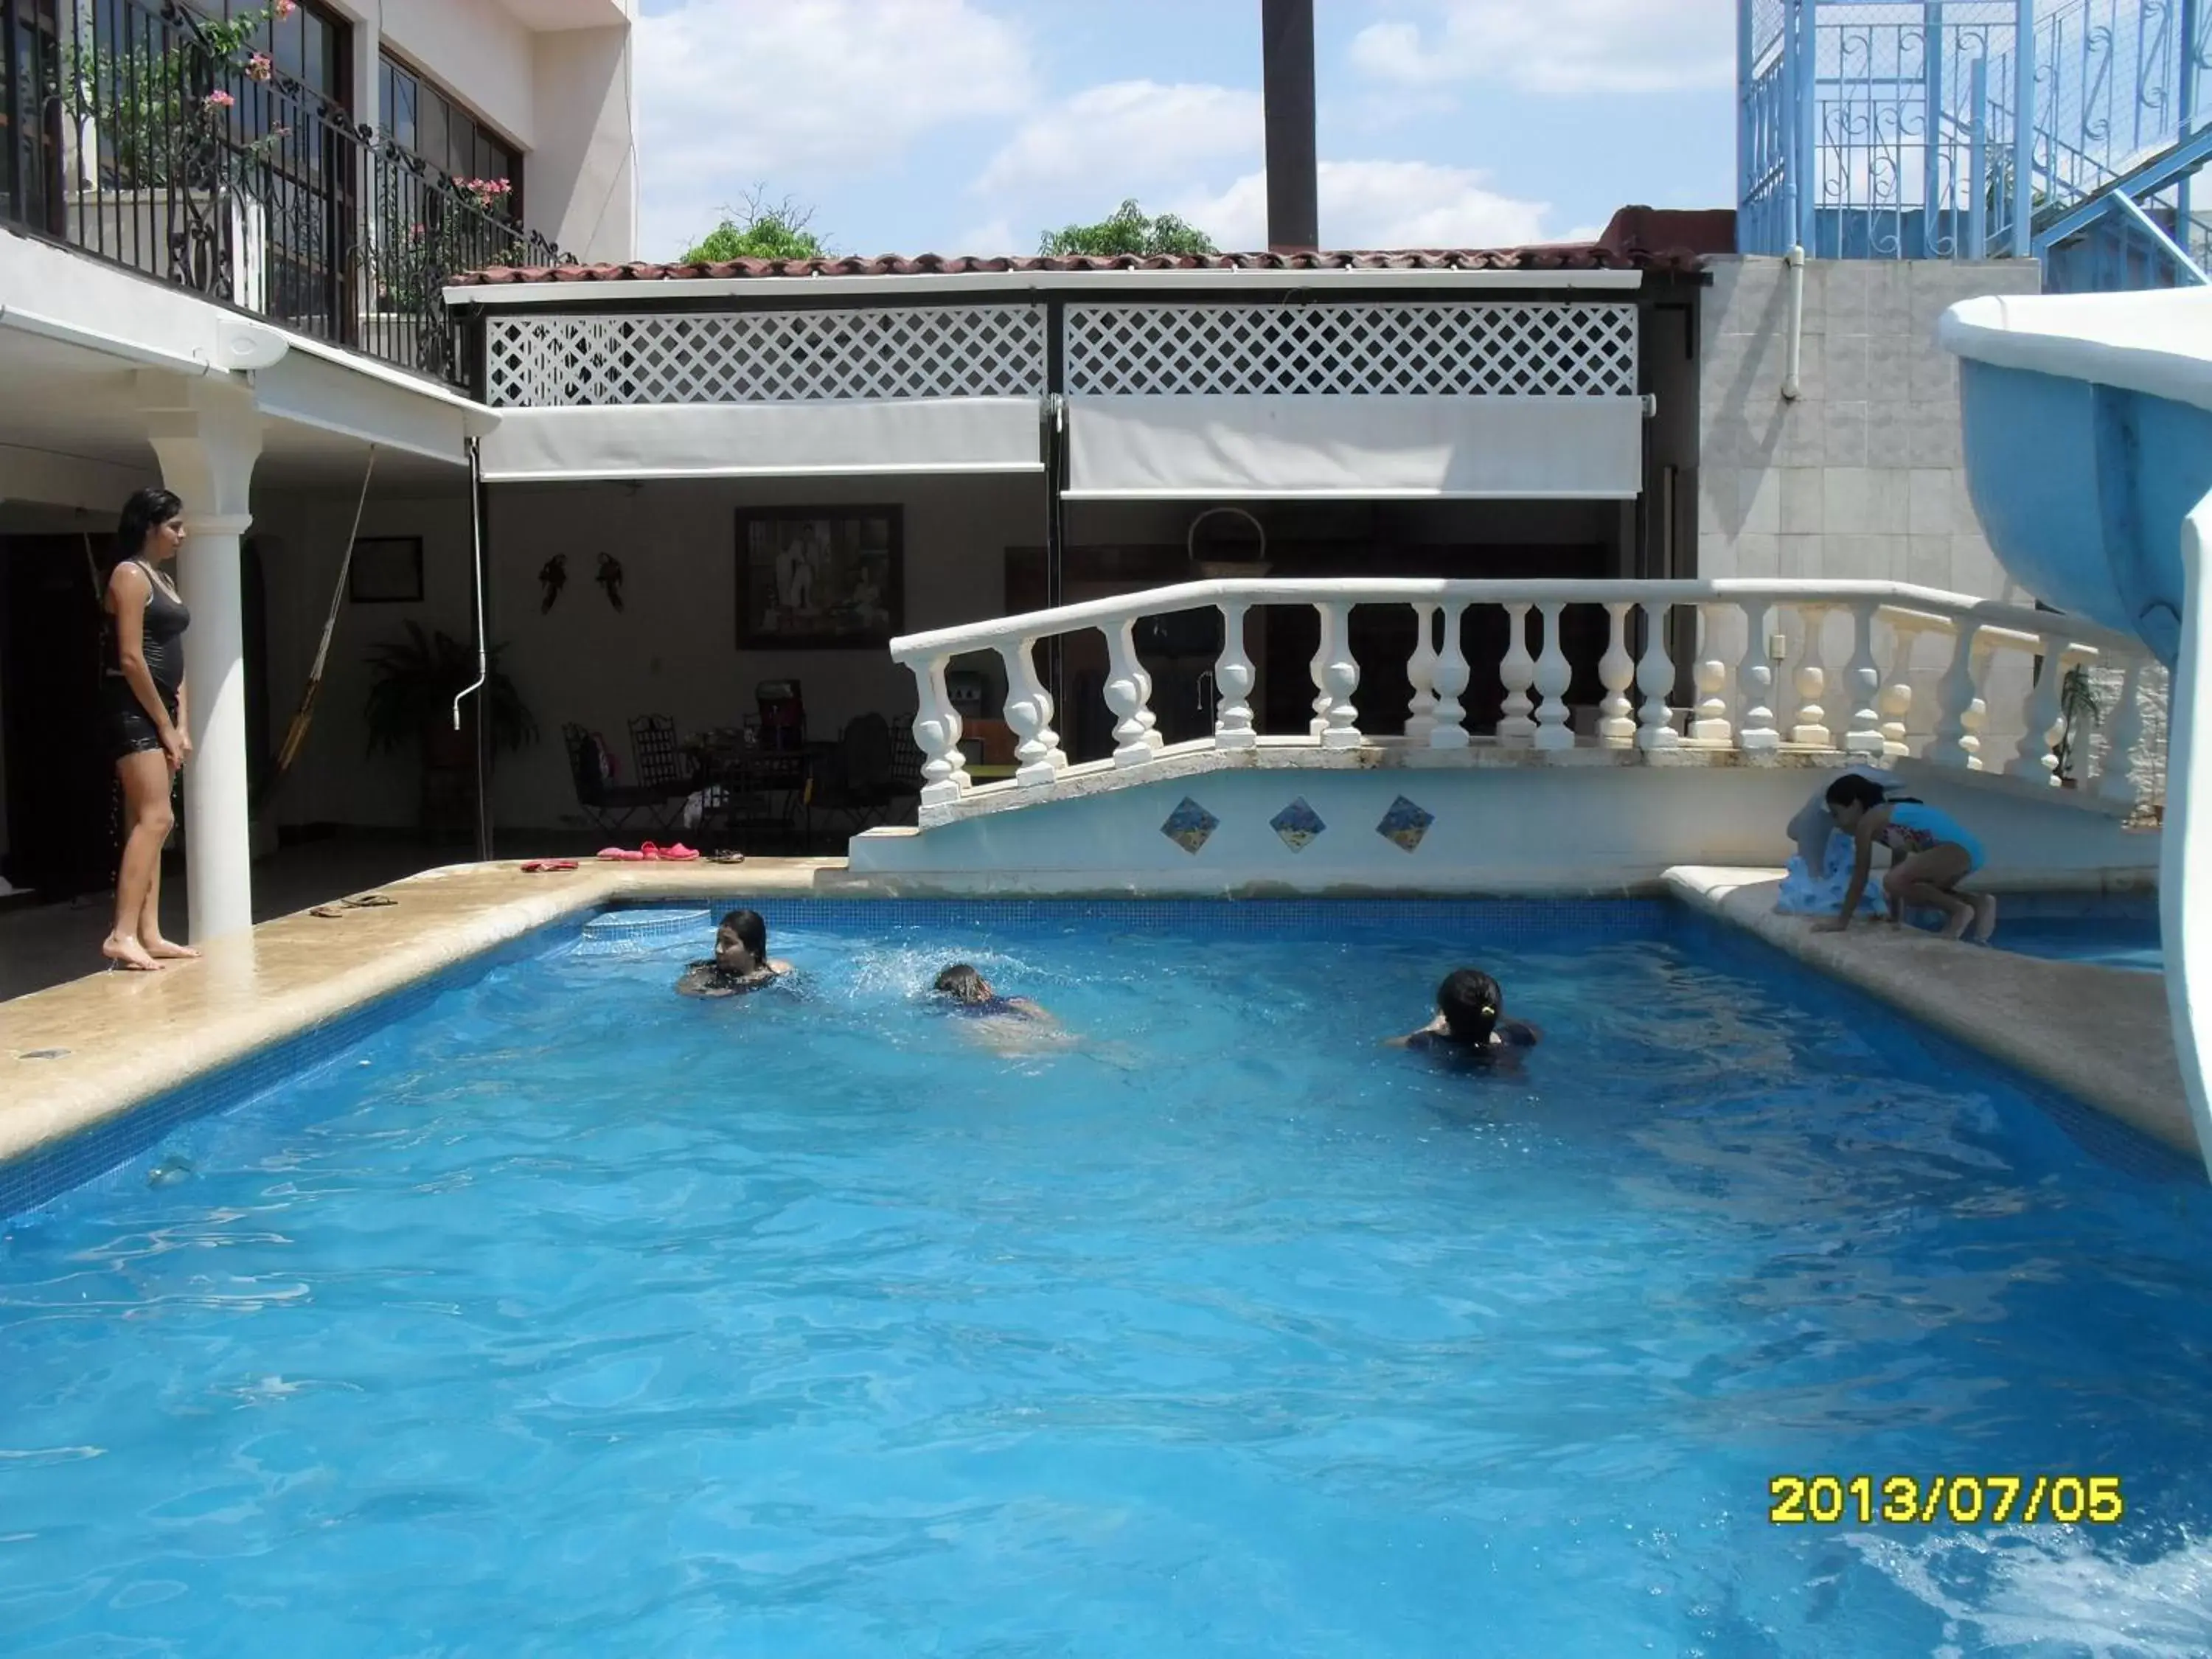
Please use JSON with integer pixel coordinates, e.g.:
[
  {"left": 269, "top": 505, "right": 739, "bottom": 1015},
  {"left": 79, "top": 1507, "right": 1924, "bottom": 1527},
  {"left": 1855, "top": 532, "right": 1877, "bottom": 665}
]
[
  {"left": 1963, "top": 698, "right": 1988, "bottom": 769},
  {"left": 2098, "top": 655, "right": 2148, "bottom": 804},
  {"left": 1404, "top": 603, "right": 1439, "bottom": 744},
  {"left": 1843, "top": 601, "right": 1886, "bottom": 758},
  {"left": 1598, "top": 602, "right": 1636, "bottom": 746},
  {"left": 1212, "top": 601, "right": 1258, "bottom": 751},
  {"left": 1635, "top": 602, "right": 1680, "bottom": 751},
  {"left": 1930, "top": 622, "right": 1983, "bottom": 768},
  {"left": 1315, "top": 601, "right": 1363, "bottom": 749},
  {"left": 1736, "top": 599, "right": 1781, "bottom": 751},
  {"left": 1533, "top": 603, "right": 1573, "bottom": 751},
  {"left": 1430, "top": 602, "right": 1472, "bottom": 749},
  {"left": 1880, "top": 618, "right": 1919, "bottom": 757},
  {"left": 998, "top": 636, "right": 1066, "bottom": 788},
  {"left": 1102, "top": 619, "right": 1161, "bottom": 770},
  {"left": 1788, "top": 604, "right": 1832, "bottom": 747},
  {"left": 1308, "top": 606, "right": 1334, "bottom": 739},
  {"left": 910, "top": 655, "right": 972, "bottom": 809},
  {"left": 2009, "top": 639, "right": 2067, "bottom": 782},
  {"left": 1497, "top": 602, "right": 1537, "bottom": 746}
]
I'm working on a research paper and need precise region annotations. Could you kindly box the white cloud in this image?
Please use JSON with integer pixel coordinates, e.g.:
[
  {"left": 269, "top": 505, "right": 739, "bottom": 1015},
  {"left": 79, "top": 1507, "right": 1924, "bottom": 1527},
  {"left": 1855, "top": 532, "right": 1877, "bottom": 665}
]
[
  {"left": 954, "top": 216, "right": 1020, "bottom": 254},
  {"left": 975, "top": 80, "right": 1262, "bottom": 195},
  {"left": 635, "top": 0, "right": 1032, "bottom": 258},
  {"left": 1352, "top": 0, "right": 1733, "bottom": 95},
  {"left": 1175, "top": 160, "right": 1554, "bottom": 252}
]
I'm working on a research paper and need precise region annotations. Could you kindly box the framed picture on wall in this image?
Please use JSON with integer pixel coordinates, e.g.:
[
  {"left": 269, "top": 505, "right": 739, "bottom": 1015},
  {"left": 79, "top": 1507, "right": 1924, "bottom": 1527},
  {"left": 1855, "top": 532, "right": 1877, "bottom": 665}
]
[
  {"left": 348, "top": 536, "right": 425, "bottom": 604},
  {"left": 736, "top": 507, "right": 903, "bottom": 650}
]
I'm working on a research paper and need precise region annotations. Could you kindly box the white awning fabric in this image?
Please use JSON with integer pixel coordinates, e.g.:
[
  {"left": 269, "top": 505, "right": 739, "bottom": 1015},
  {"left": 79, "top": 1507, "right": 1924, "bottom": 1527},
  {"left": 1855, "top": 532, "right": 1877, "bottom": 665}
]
[
  {"left": 1063, "top": 394, "right": 1644, "bottom": 500},
  {"left": 476, "top": 397, "right": 1044, "bottom": 482}
]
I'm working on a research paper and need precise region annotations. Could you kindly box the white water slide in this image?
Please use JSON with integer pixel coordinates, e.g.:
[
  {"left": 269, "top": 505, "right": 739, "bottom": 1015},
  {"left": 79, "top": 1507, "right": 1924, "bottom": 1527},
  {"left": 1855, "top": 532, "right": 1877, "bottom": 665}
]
[{"left": 1942, "top": 288, "right": 2212, "bottom": 1175}]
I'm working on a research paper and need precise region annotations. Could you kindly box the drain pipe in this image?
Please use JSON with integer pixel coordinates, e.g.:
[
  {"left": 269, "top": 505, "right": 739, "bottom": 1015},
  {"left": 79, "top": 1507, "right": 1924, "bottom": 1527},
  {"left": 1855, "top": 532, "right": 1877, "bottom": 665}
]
[
  {"left": 1781, "top": 244, "right": 1806, "bottom": 400},
  {"left": 454, "top": 435, "right": 493, "bottom": 861}
]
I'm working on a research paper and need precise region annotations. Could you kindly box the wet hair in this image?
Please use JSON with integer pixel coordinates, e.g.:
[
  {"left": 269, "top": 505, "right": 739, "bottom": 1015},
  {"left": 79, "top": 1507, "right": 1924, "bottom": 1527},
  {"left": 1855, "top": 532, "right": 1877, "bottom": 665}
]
[
  {"left": 934, "top": 963, "right": 990, "bottom": 1004},
  {"left": 716, "top": 909, "right": 768, "bottom": 965},
  {"left": 115, "top": 487, "right": 184, "bottom": 560},
  {"left": 1436, "top": 968, "right": 1502, "bottom": 1044},
  {"left": 1825, "top": 773, "right": 1891, "bottom": 812}
]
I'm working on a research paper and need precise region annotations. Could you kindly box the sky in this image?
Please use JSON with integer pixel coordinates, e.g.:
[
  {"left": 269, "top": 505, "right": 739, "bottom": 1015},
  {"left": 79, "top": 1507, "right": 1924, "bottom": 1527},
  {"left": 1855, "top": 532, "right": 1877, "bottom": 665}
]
[{"left": 630, "top": 0, "right": 1736, "bottom": 263}]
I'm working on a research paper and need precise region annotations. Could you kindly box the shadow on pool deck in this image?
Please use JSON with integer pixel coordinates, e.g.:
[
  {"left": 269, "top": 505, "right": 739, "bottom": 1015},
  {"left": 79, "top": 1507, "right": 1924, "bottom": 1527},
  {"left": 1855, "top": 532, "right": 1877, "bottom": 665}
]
[{"left": 1666, "top": 867, "right": 2196, "bottom": 1164}]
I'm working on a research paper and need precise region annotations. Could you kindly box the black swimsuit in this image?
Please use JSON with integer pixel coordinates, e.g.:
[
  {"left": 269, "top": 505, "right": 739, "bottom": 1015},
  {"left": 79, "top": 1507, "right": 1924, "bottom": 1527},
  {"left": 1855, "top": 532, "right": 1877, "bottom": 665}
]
[{"left": 103, "top": 560, "right": 189, "bottom": 760}]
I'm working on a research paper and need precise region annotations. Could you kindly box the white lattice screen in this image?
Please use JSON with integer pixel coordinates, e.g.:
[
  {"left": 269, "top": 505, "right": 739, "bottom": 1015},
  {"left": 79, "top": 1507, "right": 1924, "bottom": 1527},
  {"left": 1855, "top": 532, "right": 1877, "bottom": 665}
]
[
  {"left": 485, "top": 305, "right": 1051, "bottom": 408},
  {"left": 1062, "top": 302, "right": 1640, "bottom": 396}
]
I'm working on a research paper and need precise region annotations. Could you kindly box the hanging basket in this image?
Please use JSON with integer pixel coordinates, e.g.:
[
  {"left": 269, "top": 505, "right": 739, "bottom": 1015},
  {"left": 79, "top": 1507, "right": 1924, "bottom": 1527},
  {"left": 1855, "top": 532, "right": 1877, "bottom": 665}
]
[{"left": 1186, "top": 506, "right": 1270, "bottom": 580}]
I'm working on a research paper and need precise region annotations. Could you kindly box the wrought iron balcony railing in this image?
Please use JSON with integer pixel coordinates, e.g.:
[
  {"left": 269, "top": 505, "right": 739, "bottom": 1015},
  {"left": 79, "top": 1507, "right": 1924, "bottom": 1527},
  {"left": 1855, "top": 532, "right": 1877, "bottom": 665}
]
[{"left": 0, "top": 0, "right": 568, "bottom": 389}]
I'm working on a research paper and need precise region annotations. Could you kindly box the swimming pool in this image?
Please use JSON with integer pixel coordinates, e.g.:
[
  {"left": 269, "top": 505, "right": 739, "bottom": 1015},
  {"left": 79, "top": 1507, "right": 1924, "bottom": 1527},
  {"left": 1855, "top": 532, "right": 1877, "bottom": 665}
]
[
  {"left": 1986, "top": 902, "right": 2166, "bottom": 974},
  {"left": 3, "top": 900, "right": 2209, "bottom": 1656}
]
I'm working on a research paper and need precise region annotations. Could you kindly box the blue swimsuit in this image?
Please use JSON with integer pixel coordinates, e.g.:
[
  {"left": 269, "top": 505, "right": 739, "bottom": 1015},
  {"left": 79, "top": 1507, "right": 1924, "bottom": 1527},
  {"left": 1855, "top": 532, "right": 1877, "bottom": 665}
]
[{"left": 1883, "top": 800, "right": 1985, "bottom": 872}]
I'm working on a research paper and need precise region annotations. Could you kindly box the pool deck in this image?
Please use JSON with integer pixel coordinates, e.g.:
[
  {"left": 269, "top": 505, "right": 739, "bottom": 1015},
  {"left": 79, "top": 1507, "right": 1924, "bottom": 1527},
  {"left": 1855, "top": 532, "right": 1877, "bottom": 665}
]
[
  {"left": 1666, "top": 866, "right": 2197, "bottom": 1162},
  {"left": 1, "top": 856, "right": 2197, "bottom": 1179}
]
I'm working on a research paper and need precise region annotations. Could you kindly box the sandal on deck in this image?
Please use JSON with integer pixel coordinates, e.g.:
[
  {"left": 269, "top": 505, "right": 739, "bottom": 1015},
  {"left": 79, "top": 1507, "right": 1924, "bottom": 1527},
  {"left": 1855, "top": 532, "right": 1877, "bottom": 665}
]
[
  {"left": 709, "top": 851, "right": 745, "bottom": 865},
  {"left": 342, "top": 894, "right": 397, "bottom": 908},
  {"left": 656, "top": 844, "right": 700, "bottom": 860},
  {"left": 596, "top": 846, "right": 647, "bottom": 861},
  {"left": 521, "top": 859, "right": 580, "bottom": 873}
]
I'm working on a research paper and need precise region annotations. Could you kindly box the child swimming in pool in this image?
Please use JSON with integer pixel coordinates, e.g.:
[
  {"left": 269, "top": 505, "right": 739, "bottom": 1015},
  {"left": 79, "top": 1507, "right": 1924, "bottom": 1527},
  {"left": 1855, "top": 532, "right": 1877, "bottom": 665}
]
[
  {"left": 1812, "top": 774, "right": 1997, "bottom": 942},
  {"left": 1388, "top": 968, "right": 1541, "bottom": 1061},
  {"left": 931, "top": 963, "right": 1052, "bottom": 1025},
  {"left": 675, "top": 909, "right": 794, "bottom": 998}
]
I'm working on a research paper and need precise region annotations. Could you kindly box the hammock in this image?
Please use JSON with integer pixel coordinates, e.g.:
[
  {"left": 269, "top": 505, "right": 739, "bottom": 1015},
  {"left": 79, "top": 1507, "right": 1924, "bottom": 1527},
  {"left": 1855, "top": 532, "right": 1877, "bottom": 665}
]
[{"left": 258, "top": 446, "right": 378, "bottom": 807}]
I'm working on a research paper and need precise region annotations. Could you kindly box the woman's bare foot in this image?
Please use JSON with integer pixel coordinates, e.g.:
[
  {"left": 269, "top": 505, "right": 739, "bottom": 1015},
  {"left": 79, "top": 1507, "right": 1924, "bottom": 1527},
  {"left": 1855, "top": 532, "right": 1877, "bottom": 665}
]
[
  {"left": 142, "top": 937, "right": 201, "bottom": 961},
  {"left": 1940, "top": 902, "right": 1976, "bottom": 941},
  {"left": 1968, "top": 894, "right": 1999, "bottom": 944},
  {"left": 102, "top": 933, "right": 164, "bottom": 972}
]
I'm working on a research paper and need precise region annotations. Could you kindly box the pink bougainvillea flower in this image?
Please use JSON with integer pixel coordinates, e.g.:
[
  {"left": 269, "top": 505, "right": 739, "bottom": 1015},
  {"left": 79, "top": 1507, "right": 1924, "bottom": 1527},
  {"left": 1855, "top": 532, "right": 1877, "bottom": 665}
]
[
  {"left": 274, "top": 0, "right": 296, "bottom": 15},
  {"left": 204, "top": 89, "right": 236, "bottom": 108},
  {"left": 246, "top": 53, "right": 273, "bottom": 81}
]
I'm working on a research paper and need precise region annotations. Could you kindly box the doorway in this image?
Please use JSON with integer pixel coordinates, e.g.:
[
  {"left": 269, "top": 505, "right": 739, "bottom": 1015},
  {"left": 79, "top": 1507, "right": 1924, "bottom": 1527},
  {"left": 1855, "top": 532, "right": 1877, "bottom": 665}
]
[{"left": 0, "top": 535, "right": 113, "bottom": 897}]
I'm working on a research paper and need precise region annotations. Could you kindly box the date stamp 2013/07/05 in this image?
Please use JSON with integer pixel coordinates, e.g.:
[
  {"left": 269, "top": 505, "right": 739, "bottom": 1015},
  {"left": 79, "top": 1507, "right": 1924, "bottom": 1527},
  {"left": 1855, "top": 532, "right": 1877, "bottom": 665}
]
[{"left": 1769, "top": 1475, "right": 2125, "bottom": 1526}]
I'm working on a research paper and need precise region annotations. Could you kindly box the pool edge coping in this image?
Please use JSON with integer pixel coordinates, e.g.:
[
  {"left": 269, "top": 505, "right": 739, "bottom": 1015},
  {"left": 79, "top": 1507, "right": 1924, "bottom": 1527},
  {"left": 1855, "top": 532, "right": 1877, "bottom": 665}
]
[{"left": 1663, "top": 866, "right": 2199, "bottom": 1164}]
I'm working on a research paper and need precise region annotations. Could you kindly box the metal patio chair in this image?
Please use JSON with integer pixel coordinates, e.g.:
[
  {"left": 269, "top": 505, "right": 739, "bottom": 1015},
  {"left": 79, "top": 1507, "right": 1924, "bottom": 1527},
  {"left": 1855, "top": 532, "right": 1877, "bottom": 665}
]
[{"left": 563, "top": 722, "right": 675, "bottom": 838}]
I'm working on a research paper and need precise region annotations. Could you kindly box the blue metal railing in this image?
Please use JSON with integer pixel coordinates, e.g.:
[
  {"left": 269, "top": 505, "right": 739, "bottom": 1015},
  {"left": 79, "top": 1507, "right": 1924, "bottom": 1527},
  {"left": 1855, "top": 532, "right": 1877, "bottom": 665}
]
[{"left": 1739, "top": 0, "right": 2212, "bottom": 289}]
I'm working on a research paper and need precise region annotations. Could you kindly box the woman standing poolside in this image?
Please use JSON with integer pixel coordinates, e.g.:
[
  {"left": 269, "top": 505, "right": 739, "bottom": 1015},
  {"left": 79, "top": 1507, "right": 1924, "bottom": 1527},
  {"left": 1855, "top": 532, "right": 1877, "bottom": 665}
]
[{"left": 100, "top": 487, "right": 196, "bottom": 972}]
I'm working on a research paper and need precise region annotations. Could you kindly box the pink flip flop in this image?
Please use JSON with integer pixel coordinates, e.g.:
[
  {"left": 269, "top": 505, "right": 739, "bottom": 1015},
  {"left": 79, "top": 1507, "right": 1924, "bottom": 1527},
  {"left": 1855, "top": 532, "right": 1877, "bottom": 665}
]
[
  {"left": 638, "top": 842, "right": 663, "bottom": 860},
  {"left": 657, "top": 843, "right": 700, "bottom": 860},
  {"left": 596, "top": 846, "right": 647, "bottom": 862},
  {"left": 521, "top": 859, "right": 579, "bottom": 873}
]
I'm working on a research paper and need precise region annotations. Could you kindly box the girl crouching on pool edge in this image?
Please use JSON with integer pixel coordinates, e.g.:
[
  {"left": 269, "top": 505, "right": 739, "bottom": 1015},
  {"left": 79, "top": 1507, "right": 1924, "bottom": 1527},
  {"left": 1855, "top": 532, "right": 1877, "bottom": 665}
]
[
  {"left": 1814, "top": 775, "right": 1996, "bottom": 942},
  {"left": 1389, "top": 968, "right": 1541, "bottom": 1060},
  {"left": 675, "top": 910, "right": 793, "bottom": 998}
]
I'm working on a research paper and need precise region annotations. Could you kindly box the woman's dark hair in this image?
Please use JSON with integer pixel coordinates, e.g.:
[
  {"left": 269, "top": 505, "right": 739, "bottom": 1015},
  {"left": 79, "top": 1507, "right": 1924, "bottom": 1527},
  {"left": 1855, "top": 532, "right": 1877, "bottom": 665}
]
[
  {"left": 1436, "top": 968, "right": 1502, "bottom": 1043},
  {"left": 115, "top": 487, "right": 184, "bottom": 560},
  {"left": 1824, "top": 773, "right": 1891, "bottom": 811},
  {"left": 934, "top": 963, "right": 989, "bottom": 1003},
  {"left": 717, "top": 908, "right": 768, "bottom": 962}
]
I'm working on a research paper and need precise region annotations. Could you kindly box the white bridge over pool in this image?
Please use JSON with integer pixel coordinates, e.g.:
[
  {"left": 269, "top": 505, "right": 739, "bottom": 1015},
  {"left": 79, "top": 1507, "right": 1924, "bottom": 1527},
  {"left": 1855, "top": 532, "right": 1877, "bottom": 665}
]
[{"left": 849, "top": 577, "right": 2164, "bottom": 892}]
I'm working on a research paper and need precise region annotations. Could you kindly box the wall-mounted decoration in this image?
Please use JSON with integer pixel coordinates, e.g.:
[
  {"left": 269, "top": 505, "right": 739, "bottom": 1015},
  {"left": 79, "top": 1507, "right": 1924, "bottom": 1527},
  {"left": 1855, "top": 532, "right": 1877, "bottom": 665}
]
[
  {"left": 538, "top": 553, "right": 568, "bottom": 613},
  {"left": 1161, "top": 796, "right": 1219, "bottom": 855},
  {"left": 1270, "top": 797, "right": 1325, "bottom": 852},
  {"left": 736, "top": 506, "right": 902, "bottom": 650},
  {"left": 595, "top": 552, "right": 625, "bottom": 612},
  {"left": 1377, "top": 795, "right": 1435, "bottom": 853},
  {"left": 347, "top": 537, "right": 424, "bottom": 604}
]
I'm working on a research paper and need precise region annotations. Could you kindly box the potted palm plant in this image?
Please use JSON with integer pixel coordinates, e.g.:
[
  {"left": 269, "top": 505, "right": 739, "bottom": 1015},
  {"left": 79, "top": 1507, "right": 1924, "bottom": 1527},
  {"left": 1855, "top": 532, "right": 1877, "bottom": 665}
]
[
  {"left": 363, "top": 624, "right": 537, "bottom": 834},
  {"left": 2051, "top": 663, "right": 2103, "bottom": 787}
]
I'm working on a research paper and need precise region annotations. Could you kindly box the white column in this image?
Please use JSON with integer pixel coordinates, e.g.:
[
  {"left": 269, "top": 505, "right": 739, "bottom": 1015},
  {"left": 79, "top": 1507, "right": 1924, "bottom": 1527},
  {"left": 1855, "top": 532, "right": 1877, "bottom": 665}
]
[
  {"left": 1430, "top": 602, "right": 1472, "bottom": 749},
  {"left": 1212, "top": 602, "right": 1257, "bottom": 750},
  {"left": 1790, "top": 603, "right": 1832, "bottom": 748},
  {"left": 1635, "top": 602, "right": 1680, "bottom": 751},
  {"left": 1931, "top": 622, "right": 1983, "bottom": 769},
  {"left": 1597, "top": 602, "right": 1636, "bottom": 746},
  {"left": 1533, "top": 603, "right": 1573, "bottom": 751},
  {"left": 142, "top": 377, "right": 262, "bottom": 947},
  {"left": 1404, "top": 603, "right": 1439, "bottom": 745},
  {"left": 1313, "top": 601, "right": 1362, "bottom": 750},
  {"left": 2009, "top": 641, "right": 2067, "bottom": 781},
  {"left": 1497, "top": 602, "right": 1537, "bottom": 745},
  {"left": 1102, "top": 619, "right": 1159, "bottom": 770},
  {"left": 1736, "top": 599, "right": 1781, "bottom": 751}
]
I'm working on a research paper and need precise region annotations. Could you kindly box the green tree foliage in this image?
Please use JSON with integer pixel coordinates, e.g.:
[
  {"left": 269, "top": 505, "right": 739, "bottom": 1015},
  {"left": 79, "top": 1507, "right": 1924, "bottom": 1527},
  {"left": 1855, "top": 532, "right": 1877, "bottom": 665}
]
[
  {"left": 683, "top": 190, "right": 829, "bottom": 263},
  {"left": 1038, "top": 199, "right": 1218, "bottom": 257}
]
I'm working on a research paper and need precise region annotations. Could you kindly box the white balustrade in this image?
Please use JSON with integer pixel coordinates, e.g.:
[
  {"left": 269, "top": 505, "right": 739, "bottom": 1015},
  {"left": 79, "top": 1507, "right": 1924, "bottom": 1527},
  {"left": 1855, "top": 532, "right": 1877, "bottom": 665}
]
[
  {"left": 1314, "top": 601, "right": 1363, "bottom": 750},
  {"left": 1736, "top": 597, "right": 1781, "bottom": 751},
  {"left": 2099, "top": 656, "right": 2148, "bottom": 804},
  {"left": 1102, "top": 619, "right": 1160, "bottom": 769},
  {"left": 1842, "top": 601, "right": 1887, "bottom": 759},
  {"left": 1212, "top": 601, "right": 1257, "bottom": 751},
  {"left": 1790, "top": 603, "right": 1832, "bottom": 748},
  {"left": 1635, "top": 602, "right": 1680, "bottom": 751},
  {"left": 1598, "top": 602, "right": 1636, "bottom": 747},
  {"left": 998, "top": 637, "right": 1067, "bottom": 789},
  {"left": 1431, "top": 602, "right": 1472, "bottom": 750},
  {"left": 1497, "top": 603, "right": 1537, "bottom": 746},
  {"left": 1533, "top": 602, "right": 1574, "bottom": 751},
  {"left": 1405, "top": 604, "right": 1440, "bottom": 745},
  {"left": 911, "top": 655, "right": 973, "bottom": 808},
  {"left": 882, "top": 577, "right": 2149, "bottom": 821}
]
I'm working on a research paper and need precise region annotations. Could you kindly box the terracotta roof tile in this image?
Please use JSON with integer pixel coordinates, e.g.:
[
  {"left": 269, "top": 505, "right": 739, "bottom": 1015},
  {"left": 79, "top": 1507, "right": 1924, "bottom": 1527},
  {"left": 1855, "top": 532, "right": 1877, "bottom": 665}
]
[{"left": 451, "top": 209, "right": 1731, "bottom": 288}]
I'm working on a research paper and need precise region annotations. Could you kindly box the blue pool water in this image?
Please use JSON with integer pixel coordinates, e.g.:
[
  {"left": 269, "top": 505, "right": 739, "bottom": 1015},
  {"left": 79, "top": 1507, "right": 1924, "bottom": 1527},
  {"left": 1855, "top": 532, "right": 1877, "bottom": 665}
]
[
  {"left": 4, "top": 902, "right": 2211, "bottom": 1657},
  {"left": 1989, "top": 913, "right": 2166, "bottom": 974}
]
